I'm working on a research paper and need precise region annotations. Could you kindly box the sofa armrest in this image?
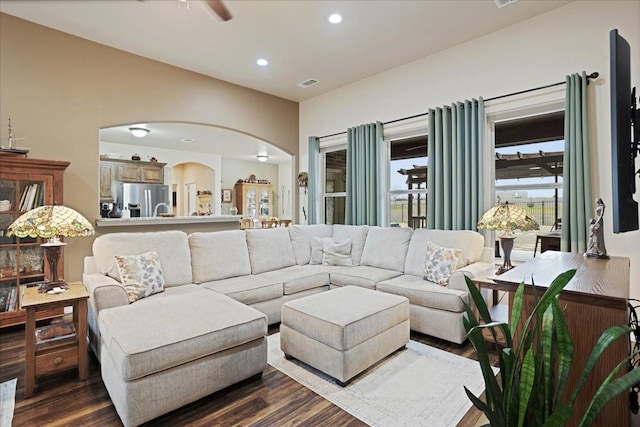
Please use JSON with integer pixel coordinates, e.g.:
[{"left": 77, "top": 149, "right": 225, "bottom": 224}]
[
  {"left": 448, "top": 262, "right": 494, "bottom": 292},
  {"left": 83, "top": 273, "right": 129, "bottom": 314}
]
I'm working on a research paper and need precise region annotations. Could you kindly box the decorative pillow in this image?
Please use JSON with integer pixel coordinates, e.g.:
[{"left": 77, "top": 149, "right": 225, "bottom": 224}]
[
  {"left": 423, "top": 241, "right": 462, "bottom": 287},
  {"left": 322, "top": 238, "right": 353, "bottom": 266},
  {"left": 310, "top": 236, "right": 331, "bottom": 265},
  {"left": 114, "top": 250, "right": 165, "bottom": 303}
]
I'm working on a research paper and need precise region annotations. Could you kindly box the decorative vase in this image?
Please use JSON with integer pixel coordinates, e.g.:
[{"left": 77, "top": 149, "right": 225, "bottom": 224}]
[{"left": 108, "top": 203, "right": 122, "bottom": 218}]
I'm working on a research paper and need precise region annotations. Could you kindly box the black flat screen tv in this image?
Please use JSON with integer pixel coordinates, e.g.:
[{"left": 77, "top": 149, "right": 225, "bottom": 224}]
[{"left": 610, "top": 29, "right": 639, "bottom": 233}]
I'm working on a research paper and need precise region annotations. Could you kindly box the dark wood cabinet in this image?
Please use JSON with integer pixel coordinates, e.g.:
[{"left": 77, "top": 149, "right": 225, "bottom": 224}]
[{"left": 0, "top": 157, "right": 69, "bottom": 328}]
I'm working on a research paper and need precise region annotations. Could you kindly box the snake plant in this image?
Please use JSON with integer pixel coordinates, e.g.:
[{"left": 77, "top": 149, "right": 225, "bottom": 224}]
[{"left": 463, "top": 269, "right": 640, "bottom": 426}]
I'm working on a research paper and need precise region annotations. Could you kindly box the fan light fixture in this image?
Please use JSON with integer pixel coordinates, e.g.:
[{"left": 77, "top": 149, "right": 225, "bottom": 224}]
[
  {"left": 329, "top": 13, "right": 342, "bottom": 24},
  {"left": 257, "top": 154, "right": 269, "bottom": 162},
  {"left": 129, "top": 127, "right": 150, "bottom": 138}
]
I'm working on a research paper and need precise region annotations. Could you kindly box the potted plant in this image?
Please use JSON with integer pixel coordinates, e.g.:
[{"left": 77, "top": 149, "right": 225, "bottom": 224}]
[{"left": 463, "top": 270, "right": 640, "bottom": 426}]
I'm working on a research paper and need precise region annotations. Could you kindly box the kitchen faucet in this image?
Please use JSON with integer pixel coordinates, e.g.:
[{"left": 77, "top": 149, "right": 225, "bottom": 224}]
[{"left": 153, "top": 202, "right": 170, "bottom": 217}]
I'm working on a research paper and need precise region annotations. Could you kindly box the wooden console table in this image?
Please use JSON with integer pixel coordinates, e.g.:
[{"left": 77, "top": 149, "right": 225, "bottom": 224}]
[{"left": 493, "top": 252, "right": 630, "bottom": 427}]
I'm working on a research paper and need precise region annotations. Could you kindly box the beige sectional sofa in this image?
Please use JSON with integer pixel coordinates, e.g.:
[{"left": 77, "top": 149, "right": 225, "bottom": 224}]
[{"left": 83, "top": 224, "right": 492, "bottom": 426}]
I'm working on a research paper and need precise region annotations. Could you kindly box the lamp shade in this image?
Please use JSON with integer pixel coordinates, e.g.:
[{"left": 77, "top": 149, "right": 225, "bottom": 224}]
[
  {"left": 6, "top": 205, "right": 95, "bottom": 239},
  {"left": 477, "top": 202, "right": 539, "bottom": 234}
]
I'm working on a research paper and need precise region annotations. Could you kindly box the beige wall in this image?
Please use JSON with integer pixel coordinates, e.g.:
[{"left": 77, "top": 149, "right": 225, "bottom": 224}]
[{"left": 0, "top": 13, "right": 299, "bottom": 282}]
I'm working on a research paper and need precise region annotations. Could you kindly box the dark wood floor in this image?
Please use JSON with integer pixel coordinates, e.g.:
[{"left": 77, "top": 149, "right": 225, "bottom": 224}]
[{"left": 0, "top": 323, "right": 496, "bottom": 426}]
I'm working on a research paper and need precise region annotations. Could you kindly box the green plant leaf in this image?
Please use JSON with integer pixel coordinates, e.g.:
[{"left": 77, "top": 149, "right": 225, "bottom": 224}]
[
  {"left": 541, "top": 404, "right": 573, "bottom": 427},
  {"left": 510, "top": 281, "right": 525, "bottom": 341},
  {"left": 518, "top": 349, "right": 536, "bottom": 427},
  {"left": 541, "top": 303, "right": 554, "bottom": 418},
  {"left": 579, "top": 356, "right": 640, "bottom": 426},
  {"left": 550, "top": 299, "right": 573, "bottom": 408},
  {"left": 465, "top": 386, "right": 502, "bottom": 426}
]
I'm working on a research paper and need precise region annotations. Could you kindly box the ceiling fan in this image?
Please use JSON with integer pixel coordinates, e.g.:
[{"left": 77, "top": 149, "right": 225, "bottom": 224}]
[
  {"left": 203, "top": 0, "right": 232, "bottom": 21},
  {"left": 139, "top": 0, "right": 232, "bottom": 22}
]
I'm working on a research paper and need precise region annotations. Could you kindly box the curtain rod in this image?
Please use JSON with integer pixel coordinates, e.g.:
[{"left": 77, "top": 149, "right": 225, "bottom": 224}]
[{"left": 316, "top": 72, "right": 599, "bottom": 140}]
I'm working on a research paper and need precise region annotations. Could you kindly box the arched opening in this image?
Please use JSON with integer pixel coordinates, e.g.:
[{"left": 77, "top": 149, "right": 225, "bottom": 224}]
[{"left": 99, "top": 122, "right": 293, "bottom": 219}]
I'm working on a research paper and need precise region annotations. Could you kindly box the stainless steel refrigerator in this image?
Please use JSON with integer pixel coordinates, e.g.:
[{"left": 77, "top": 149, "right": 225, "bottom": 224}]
[{"left": 116, "top": 183, "right": 170, "bottom": 217}]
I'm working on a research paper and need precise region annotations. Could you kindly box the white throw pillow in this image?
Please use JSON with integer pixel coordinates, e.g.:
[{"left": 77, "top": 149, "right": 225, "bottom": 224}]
[
  {"left": 309, "top": 236, "right": 331, "bottom": 265},
  {"left": 114, "top": 250, "right": 165, "bottom": 303},
  {"left": 322, "top": 238, "right": 353, "bottom": 266},
  {"left": 423, "top": 241, "right": 462, "bottom": 287}
]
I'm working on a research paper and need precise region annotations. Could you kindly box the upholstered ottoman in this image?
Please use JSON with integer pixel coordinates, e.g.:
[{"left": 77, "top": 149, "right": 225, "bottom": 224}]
[
  {"left": 99, "top": 286, "right": 268, "bottom": 426},
  {"left": 280, "top": 285, "right": 409, "bottom": 385}
]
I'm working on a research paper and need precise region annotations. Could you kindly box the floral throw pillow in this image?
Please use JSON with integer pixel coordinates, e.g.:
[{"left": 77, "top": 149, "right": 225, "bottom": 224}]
[
  {"left": 423, "top": 242, "right": 462, "bottom": 287},
  {"left": 114, "top": 250, "right": 165, "bottom": 303}
]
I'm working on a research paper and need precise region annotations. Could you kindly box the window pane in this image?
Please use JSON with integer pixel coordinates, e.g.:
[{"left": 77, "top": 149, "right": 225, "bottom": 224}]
[
  {"left": 390, "top": 137, "right": 427, "bottom": 228},
  {"left": 389, "top": 192, "right": 427, "bottom": 227},
  {"left": 495, "top": 137, "right": 564, "bottom": 252},
  {"left": 325, "top": 196, "right": 345, "bottom": 225},
  {"left": 325, "top": 150, "right": 346, "bottom": 194}
]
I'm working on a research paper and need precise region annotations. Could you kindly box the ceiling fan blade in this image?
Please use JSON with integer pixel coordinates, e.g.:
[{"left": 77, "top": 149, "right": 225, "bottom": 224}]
[{"left": 205, "top": 0, "right": 232, "bottom": 21}]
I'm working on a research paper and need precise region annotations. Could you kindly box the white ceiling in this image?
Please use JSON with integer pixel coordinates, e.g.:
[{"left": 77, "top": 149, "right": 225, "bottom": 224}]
[
  {"left": 0, "top": 0, "right": 572, "bottom": 102},
  {"left": 1, "top": 0, "right": 572, "bottom": 161}
]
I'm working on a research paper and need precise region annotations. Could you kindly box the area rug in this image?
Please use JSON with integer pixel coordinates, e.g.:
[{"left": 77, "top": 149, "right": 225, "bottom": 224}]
[
  {"left": 267, "top": 333, "right": 494, "bottom": 427},
  {"left": 0, "top": 378, "right": 17, "bottom": 427}
]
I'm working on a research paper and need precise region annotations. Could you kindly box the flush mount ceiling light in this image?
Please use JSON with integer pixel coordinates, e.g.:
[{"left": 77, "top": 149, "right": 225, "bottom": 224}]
[
  {"left": 256, "top": 58, "right": 269, "bottom": 67},
  {"left": 328, "top": 13, "right": 342, "bottom": 24},
  {"left": 129, "top": 127, "right": 150, "bottom": 138},
  {"left": 257, "top": 154, "right": 269, "bottom": 162}
]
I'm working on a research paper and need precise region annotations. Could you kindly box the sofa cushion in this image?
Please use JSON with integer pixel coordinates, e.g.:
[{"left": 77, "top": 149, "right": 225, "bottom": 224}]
[
  {"left": 376, "top": 275, "right": 469, "bottom": 312},
  {"left": 99, "top": 285, "right": 267, "bottom": 382},
  {"left": 322, "top": 238, "right": 353, "bottom": 266},
  {"left": 114, "top": 250, "right": 165, "bottom": 303},
  {"left": 309, "top": 236, "right": 332, "bottom": 265},
  {"left": 189, "top": 231, "right": 251, "bottom": 282},
  {"left": 259, "top": 265, "right": 330, "bottom": 295},
  {"left": 199, "top": 275, "right": 282, "bottom": 305},
  {"left": 329, "top": 266, "right": 403, "bottom": 290},
  {"left": 423, "top": 242, "right": 462, "bottom": 286},
  {"left": 404, "top": 229, "right": 484, "bottom": 277},
  {"left": 93, "top": 230, "right": 193, "bottom": 286},
  {"left": 288, "top": 224, "right": 334, "bottom": 265},
  {"left": 246, "top": 228, "right": 296, "bottom": 274},
  {"left": 360, "top": 226, "right": 413, "bottom": 272},
  {"left": 333, "top": 224, "right": 369, "bottom": 266}
]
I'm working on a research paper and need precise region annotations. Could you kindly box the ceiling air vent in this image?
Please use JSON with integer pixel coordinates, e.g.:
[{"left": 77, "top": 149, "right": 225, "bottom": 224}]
[
  {"left": 494, "top": 0, "right": 518, "bottom": 8},
  {"left": 297, "top": 78, "right": 319, "bottom": 88}
]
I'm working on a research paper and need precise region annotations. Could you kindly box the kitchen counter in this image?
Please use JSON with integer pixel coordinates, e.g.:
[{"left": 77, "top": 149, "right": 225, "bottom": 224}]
[{"left": 96, "top": 215, "right": 241, "bottom": 228}]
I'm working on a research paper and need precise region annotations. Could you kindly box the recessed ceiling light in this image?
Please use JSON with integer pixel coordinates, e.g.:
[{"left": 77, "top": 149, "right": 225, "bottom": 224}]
[
  {"left": 181, "top": 138, "right": 195, "bottom": 143},
  {"left": 256, "top": 58, "right": 269, "bottom": 67},
  {"left": 328, "top": 13, "right": 342, "bottom": 24},
  {"left": 129, "top": 127, "right": 150, "bottom": 138}
]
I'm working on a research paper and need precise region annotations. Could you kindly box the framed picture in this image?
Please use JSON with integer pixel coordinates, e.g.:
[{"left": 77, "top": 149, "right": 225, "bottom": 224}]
[{"left": 222, "top": 188, "right": 232, "bottom": 203}]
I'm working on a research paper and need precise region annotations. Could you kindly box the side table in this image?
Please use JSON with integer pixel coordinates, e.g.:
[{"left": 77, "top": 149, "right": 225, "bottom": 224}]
[
  {"left": 21, "top": 282, "right": 89, "bottom": 398},
  {"left": 470, "top": 267, "right": 508, "bottom": 346}
]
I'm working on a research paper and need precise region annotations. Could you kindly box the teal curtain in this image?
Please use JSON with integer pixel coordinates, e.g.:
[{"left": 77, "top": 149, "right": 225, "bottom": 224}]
[
  {"left": 346, "top": 122, "right": 384, "bottom": 226},
  {"left": 427, "top": 98, "right": 485, "bottom": 230},
  {"left": 308, "top": 136, "right": 320, "bottom": 224},
  {"left": 561, "top": 72, "right": 592, "bottom": 252}
]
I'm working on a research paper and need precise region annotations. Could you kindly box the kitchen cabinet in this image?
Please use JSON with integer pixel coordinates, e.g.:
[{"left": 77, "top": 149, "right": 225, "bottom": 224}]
[
  {"left": 100, "top": 158, "right": 166, "bottom": 202},
  {"left": 0, "top": 157, "right": 69, "bottom": 328},
  {"left": 234, "top": 183, "right": 272, "bottom": 217},
  {"left": 99, "top": 163, "right": 115, "bottom": 202}
]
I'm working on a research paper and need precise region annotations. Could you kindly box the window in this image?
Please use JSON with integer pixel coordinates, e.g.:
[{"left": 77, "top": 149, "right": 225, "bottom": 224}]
[
  {"left": 323, "top": 149, "right": 346, "bottom": 224},
  {"left": 494, "top": 111, "right": 564, "bottom": 252},
  {"left": 388, "top": 136, "right": 427, "bottom": 228}
]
